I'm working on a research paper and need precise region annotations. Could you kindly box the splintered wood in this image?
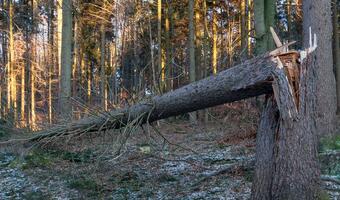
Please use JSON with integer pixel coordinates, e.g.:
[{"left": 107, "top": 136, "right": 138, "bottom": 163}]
[
  {"left": 278, "top": 51, "right": 300, "bottom": 108},
  {"left": 270, "top": 27, "right": 301, "bottom": 109}
]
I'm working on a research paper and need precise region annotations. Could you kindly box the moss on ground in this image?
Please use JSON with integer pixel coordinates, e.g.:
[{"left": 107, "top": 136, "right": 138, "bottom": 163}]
[
  {"left": 22, "top": 190, "right": 51, "bottom": 200},
  {"left": 5, "top": 148, "right": 97, "bottom": 170},
  {"left": 318, "top": 190, "right": 331, "bottom": 200},
  {"left": 320, "top": 135, "right": 340, "bottom": 152},
  {"left": 319, "top": 135, "right": 340, "bottom": 177},
  {"left": 157, "top": 173, "right": 178, "bottom": 183}
]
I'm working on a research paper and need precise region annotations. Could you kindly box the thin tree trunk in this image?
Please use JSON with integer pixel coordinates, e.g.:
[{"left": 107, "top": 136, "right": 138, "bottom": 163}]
[
  {"left": 100, "top": 24, "right": 107, "bottom": 110},
  {"left": 8, "top": 0, "right": 16, "bottom": 121},
  {"left": 189, "top": 0, "right": 197, "bottom": 122},
  {"left": 212, "top": 0, "right": 218, "bottom": 74},
  {"left": 30, "top": 0, "right": 37, "bottom": 130},
  {"left": 240, "top": 0, "right": 248, "bottom": 60},
  {"left": 158, "top": 0, "right": 163, "bottom": 89},
  {"left": 57, "top": 0, "right": 62, "bottom": 109},
  {"left": 203, "top": 0, "right": 209, "bottom": 122}
]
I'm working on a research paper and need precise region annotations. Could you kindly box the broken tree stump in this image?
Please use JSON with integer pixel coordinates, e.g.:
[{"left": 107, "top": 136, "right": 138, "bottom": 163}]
[{"left": 251, "top": 30, "right": 321, "bottom": 199}]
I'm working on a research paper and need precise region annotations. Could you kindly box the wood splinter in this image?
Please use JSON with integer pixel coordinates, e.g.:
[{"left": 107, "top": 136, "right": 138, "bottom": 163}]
[{"left": 270, "top": 27, "right": 301, "bottom": 109}]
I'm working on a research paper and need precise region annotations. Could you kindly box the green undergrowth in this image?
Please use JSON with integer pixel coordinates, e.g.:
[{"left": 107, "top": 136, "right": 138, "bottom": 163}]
[
  {"left": 6, "top": 148, "right": 97, "bottom": 170},
  {"left": 320, "top": 135, "right": 340, "bottom": 152},
  {"left": 318, "top": 190, "right": 331, "bottom": 200},
  {"left": 0, "top": 128, "right": 10, "bottom": 140},
  {"left": 68, "top": 176, "right": 103, "bottom": 197},
  {"left": 319, "top": 135, "right": 340, "bottom": 177},
  {"left": 22, "top": 190, "right": 51, "bottom": 200},
  {"left": 110, "top": 171, "right": 152, "bottom": 198},
  {"left": 157, "top": 173, "right": 178, "bottom": 183}
]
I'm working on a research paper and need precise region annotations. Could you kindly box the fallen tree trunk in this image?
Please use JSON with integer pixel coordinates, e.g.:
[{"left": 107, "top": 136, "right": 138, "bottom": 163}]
[
  {"left": 30, "top": 53, "right": 276, "bottom": 141},
  {"left": 7, "top": 30, "right": 323, "bottom": 199}
]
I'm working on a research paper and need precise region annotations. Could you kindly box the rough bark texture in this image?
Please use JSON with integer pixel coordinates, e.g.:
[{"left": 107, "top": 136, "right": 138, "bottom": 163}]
[
  {"left": 251, "top": 96, "right": 278, "bottom": 200},
  {"left": 271, "top": 56, "right": 320, "bottom": 199},
  {"left": 333, "top": 0, "right": 340, "bottom": 113},
  {"left": 188, "top": 0, "right": 197, "bottom": 122},
  {"left": 254, "top": 0, "right": 267, "bottom": 55},
  {"left": 303, "top": 0, "right": 336, "bottom": 136},
  {"left": 252, "top": 55, "right": 320, "bottom": 199},
  {"left": 31, "top": 54, "right": 276, "bottom": 141},
  {"left": 60, "top": 0, "right": 73, "bottom": 119}
]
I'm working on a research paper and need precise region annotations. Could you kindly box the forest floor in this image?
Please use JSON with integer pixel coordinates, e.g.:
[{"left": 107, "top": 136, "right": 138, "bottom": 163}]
[{"left": 0, "top": 104, "right": 339, "bottom": 199}]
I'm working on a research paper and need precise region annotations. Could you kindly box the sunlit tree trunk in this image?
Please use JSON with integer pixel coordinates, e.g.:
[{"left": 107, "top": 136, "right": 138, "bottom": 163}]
[
  {"left": 212, "top": 0, "right": 218, "bottom": 74},
  {"left": 240, "top": 0, "right": 248, "bottom": 59},
  {"left": 57, "top": 0, "right": 62, "bottom": 105},
  {"left": 8, "top": 0, "right": 16, "bottom": 121},
  {"left": 60, "top": 0, "right": 73, "bottom": 119},
  {"left": 86, "top": 56, "right": 91, "bottom": 106},
  {"left": 165, "top": 3, "right": 170, "bottom": 91},
  {"left": 19, "top": 1, "right": 26, "bottom": 126},
  {"left": 47, "top": 0, "right": 55, "bottom": 124},
  {"left": 195, "top": 0, "right": 202, "bottom": 80},
  {"left": 30, "top": 0, "right": 37, "bottom": 129},
  {"left": 20, "top": 56, "right": 25, "bottom": 126},
  {"left": 100, "top": 24, "right": 107, "bottom": 111},
  {"left": 158, "top": 0, "right": 164, "bottom": 90}
]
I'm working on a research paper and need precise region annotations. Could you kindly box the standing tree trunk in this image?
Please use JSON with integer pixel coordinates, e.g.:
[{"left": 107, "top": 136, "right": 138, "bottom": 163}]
[
  {"left": 212, "top": 0, "right": 218, "bottom": 74},
  {"left": 188, "top": 0, "right": 197, "bottom": 122},
  {"left": 333, "top": 0, "right": 340, "bottom": 113},
  {"left": 100, "top": 24, "right": 107, "bottom": 110},
  {"left": 303, "top": 0, "right": 336, "bottom": 136},
  {"left": 157, "top": 0, "right": 163, "bottom": 90},
  {"left": 254, "top": 0, "right": 267, "bottom": 55},
  {"left": 60, "top": 0, "right": 73, "bottom": 119},
  {"left": 265, "top": 0, "right": 275, "bottom": 50},
  {"left": 254, "top": 0, "right": 276, "bottom": 56},
  {"left": 30, "top": 0, "right": 37, "bottom": 129},
  {"left": 240, "top": 0, "right": 248, "bottom": 60},
  {"left": 57, "top": 0, "right": 62, "bottom": 108},
  {"left": 8, "top": 0, "right": 16, "bottom": 122}
]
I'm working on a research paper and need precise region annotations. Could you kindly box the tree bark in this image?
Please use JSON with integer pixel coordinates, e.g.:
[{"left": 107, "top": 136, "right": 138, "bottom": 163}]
[
  {"left": 333, "top": 0, "right": 340, "bottom": 113},
  {"left": 254, "top": 0, "right": 267, "bottom": 55},
  {"left": 100, "top": 24, "right": 107, "bottom": 110},
  {"left": 188, "top": 0, "right": 197, "bottom": 122},
  {"left": 252, "top": 53, "right": 321, "bottom": 199},
  {"left": 303, "top": 0, "right": 336, "bottom": 136},
  {"left": 31, "top": 53, "right": 276, "bottom": 141},
  {"left": 60, "top": 0, "right": 73, "bottom": 119},
  {"left": 251, "top": 96, "right": 278, "bottom": 200}
]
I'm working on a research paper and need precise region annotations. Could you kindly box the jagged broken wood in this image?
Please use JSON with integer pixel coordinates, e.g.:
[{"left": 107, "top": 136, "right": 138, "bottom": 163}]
[{"left": 251, "top": 29, "right": 321, "bottom": 199}]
